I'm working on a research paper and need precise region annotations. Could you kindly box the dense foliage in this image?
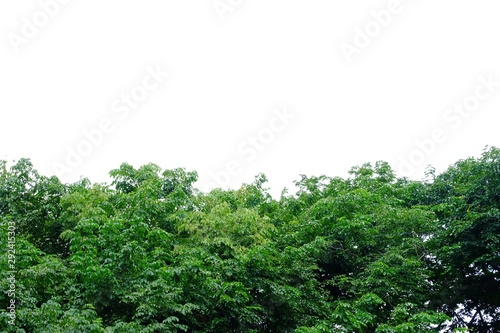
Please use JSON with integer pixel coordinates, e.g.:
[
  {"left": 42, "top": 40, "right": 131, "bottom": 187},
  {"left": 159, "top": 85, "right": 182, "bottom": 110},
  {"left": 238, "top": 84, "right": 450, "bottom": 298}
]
[{"left": 1, "top": 147, "right": 499, "bottom": 332}]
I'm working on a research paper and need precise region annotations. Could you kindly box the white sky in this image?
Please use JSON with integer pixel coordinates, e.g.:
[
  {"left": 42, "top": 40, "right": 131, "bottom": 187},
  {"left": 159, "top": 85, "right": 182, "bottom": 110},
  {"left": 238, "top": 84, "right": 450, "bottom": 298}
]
[{"left": 1, "top": 0, "right": 499, "bottom": 197}]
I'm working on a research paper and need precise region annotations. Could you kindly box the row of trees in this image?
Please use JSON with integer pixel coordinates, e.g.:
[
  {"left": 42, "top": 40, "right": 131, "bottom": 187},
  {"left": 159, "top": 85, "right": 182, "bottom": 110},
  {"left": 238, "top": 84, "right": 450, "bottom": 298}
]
[{"left": 1, "top": 147, "right": 499, "bottom": 332}]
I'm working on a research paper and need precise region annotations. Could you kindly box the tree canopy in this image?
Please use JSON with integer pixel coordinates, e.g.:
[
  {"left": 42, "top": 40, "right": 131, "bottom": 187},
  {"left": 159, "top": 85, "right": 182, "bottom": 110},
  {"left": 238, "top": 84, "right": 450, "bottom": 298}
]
[{"left": 1, "top": 147, "right": 499, "bottom": 332}]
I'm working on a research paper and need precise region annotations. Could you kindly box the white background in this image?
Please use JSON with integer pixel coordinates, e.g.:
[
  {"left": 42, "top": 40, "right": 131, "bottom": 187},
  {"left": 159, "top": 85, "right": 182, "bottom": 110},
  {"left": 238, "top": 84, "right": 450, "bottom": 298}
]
[{"left": 1, "top": 0, "right": 499, "bottom": 197}]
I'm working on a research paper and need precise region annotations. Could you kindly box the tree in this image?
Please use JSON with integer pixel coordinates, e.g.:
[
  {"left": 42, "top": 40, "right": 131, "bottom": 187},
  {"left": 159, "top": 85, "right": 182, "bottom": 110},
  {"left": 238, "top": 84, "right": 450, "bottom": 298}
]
[{"left": 1, "top": 148, "right": 499, "bottom": 332}]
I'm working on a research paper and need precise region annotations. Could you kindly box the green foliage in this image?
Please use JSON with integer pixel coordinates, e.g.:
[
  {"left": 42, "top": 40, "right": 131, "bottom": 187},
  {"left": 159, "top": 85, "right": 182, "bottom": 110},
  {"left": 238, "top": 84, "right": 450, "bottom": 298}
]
[{"left": 1, "top": 147, "right": 499, "bottom": 331}]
